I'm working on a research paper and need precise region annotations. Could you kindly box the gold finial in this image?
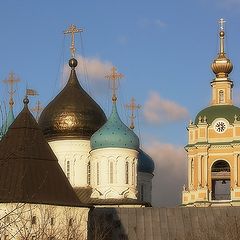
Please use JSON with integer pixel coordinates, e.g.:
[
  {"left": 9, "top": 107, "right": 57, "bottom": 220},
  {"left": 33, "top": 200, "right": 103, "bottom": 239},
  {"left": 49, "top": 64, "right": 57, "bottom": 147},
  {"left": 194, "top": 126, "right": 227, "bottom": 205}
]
[
  {"left": 105, "top": 67, "right": 124, "bottom": 102},
  {"left": 64, "top": 24, "right": 83, "bottom": 58},
  {"left": 31, "top": 100, "right": 43, "bottom": 121},
  {"left": 125, "top": 97, "right": 141, "bottom": 130},
  {"left": 3, "top": 72, "right": 20, "bottom": 110},
  {"left": 219, "top": 18, "right": 226, "bottom": 54}
]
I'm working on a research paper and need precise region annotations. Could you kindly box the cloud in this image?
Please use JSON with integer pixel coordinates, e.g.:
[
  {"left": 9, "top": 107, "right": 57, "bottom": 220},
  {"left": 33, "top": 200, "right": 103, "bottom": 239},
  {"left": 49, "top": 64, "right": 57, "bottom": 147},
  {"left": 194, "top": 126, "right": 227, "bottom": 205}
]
[
  {"left": 144, "top": 140, "right": 187, "bottom": 207},
  {"left": 143, "top": 91, "right": 189, "bottom": 124},
  {"left": 139, "top": 18, "right": 167, "bottom": 29},
  {"left": 61, "top": 55, "right": 113, "bottom": 94}
]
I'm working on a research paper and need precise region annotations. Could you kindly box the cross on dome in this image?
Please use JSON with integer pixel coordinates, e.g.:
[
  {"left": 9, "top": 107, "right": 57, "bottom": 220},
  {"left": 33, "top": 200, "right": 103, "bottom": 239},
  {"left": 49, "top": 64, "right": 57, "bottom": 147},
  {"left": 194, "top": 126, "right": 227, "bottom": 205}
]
[
  {"left": 64, "top": 24, "right": 83, "bottom": 58},
  {"left": 125, "top": 97, "right": 141, "bottom": 130},
  {"left": 105, "top": 67, "right": 124, "bottom": 102},
  {"left": 219, "top": 18, "right": 226, "bottom": 31}
]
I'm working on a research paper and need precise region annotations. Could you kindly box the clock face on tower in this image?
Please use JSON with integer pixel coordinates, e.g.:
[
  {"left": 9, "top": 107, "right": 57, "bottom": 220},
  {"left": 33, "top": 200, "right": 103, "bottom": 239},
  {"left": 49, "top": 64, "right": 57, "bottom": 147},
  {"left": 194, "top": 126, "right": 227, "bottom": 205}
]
[{"left": 214, "top": 120, "right": 227, "bottom": 133}]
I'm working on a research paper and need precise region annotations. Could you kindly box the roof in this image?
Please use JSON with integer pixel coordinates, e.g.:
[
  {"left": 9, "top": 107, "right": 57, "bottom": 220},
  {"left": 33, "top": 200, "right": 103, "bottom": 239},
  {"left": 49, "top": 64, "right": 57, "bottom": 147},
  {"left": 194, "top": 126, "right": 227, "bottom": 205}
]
[
  {"left": 38, "top": 58, "right": 106, "bottom": 141},
  {"left": 90, "top": 102, "right": 139, "bottom": 150},
  {"left": 138, "top": 149, "right": 155, "bottom": 174},
  {"left": 195, "top": 104, "right": 240, "bottom": 124},
  {"left": 89, "top": 207, "right": 240, "bottom": 240},
  {"left": 0, "top": 99, "right": 85, "bottom": 207},
  {"left": 74, "top": 187, "right": 150, "bottom": 206}
]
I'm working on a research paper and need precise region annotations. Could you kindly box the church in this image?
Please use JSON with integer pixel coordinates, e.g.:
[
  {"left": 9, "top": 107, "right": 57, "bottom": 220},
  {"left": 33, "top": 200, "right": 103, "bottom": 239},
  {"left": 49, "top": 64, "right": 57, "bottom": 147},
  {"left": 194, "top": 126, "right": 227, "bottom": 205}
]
[{"left": 1, "top": 20, "right": 240, "bottom": 239}]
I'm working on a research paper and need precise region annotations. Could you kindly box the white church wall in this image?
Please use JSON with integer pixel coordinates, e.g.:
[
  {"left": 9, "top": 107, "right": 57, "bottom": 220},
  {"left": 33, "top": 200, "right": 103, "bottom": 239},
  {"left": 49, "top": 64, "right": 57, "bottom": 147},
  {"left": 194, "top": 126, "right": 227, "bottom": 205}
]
[
  {"left": 90, "top": 148, "right": 138, "bottom": 199},
  {"left": 48, "top": 139, "right": 91, "bottom": 188},
  {"left": 138, "top": 172, "right": 153, "bottom": 203},
  {"left": 0, "top": 203, "right": 89, "bottom": 239}
]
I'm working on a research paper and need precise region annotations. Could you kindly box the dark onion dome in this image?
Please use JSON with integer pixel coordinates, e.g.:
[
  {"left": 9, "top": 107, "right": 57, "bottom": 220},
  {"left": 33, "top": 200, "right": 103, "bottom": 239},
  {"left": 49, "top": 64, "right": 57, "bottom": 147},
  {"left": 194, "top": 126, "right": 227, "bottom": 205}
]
[
  {"left": 0, "top": 97, "right": 84, "bottom": 206},
  {"left": 38, "top": 58, "right": 107, "bottom": 140},
  {"left": 195, "top": 105, "right": 240, "bottom": 124},
  {"left": 90, "top": 102, "right": 139, "bottom": 150},
  {"left": 138, "top": 149, "right": 155, "bottom": 174}
]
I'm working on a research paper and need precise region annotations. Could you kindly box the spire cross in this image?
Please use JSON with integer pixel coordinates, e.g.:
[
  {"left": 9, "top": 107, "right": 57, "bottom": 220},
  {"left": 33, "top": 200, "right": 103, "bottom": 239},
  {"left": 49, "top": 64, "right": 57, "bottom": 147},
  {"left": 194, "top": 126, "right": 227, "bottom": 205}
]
[
  {"left": 219, "top": 18, "right": 226, "bottom": 31},
  {"left": 3, "top": 72, "right": 20, "bottom": 109},
  {"left": 105, "top": 67, "right": 124, "bottom": 102},
  {"left": 64, "top": 24, "right": 83, "bottom": 58},
  {"left": 31, "top": 100, "right": 43, "bottom": 120},
  {"left": 125, "top": 97, "right": 141, "bottom": 130}
]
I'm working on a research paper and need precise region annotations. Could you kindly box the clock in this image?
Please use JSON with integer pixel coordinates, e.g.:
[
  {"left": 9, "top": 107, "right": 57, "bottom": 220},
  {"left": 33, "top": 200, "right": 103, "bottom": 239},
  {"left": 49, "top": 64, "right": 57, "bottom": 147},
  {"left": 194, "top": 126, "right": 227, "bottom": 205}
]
[{"left": 214, "top": 121, "right": 227, "bottom": 133}]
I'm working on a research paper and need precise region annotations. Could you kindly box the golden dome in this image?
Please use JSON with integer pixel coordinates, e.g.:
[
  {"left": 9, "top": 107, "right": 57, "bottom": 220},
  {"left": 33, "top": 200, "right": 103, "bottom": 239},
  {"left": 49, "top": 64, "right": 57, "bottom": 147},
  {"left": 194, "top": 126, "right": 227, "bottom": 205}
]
[
  {"left": 38, "top": 58, "right": 107, "bottom": 140},
  {"left": 211, "top": 31, "right": 233, "bottom": 78}
]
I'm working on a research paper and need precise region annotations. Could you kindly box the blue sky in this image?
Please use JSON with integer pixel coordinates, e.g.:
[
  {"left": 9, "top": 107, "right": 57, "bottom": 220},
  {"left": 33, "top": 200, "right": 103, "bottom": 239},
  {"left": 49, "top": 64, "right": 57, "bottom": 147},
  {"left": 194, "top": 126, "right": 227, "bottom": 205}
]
[{"left": 0, "top": 0, "right": 240, "bottom": 206}]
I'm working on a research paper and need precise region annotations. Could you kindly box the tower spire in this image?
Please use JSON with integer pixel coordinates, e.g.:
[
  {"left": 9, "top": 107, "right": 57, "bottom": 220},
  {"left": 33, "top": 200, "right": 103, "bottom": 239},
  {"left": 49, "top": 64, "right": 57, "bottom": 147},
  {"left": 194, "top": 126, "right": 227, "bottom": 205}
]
[
  {"left": 64, "top": 24, "right": 83, "bottom": 58},
  {"left": 219, "top": 18, "right": 226, "bottom": 54},
  {"left": 3, "top": 72, "right": 20, "bottom": 110},
  {"left": 125, "top": 97, "right": 141, "bottom": 130},
  {"left": 105, "top": 67, "right": 124, "bottom": 102}
]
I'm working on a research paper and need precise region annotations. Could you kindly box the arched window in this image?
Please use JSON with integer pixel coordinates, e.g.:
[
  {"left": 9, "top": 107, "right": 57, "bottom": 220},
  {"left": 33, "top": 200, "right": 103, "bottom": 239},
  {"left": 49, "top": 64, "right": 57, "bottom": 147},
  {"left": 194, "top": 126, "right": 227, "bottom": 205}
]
[
  {"left": 125, "top": 162, "right": 129, "bottom": 184},
  {"left": 211, "top": 160, "right": 230, "bottom": 200},
  {"left": 87, "top": 161, "right": 91, "bottom": 185},
  {"left": 66, "top": 160, "right": 70, "bottom": 180},
  {"left": 97, "top": 163, "right": 100, "bottom": 185},
  {"left": 219, "top": 90, "right": 224, "bottom": 103},
  {"left": 132, "top": 162, "right": 135, "bottom": 185},
  {"left": 141, "top": 184, "right": 144, "bottom": 201},
  {"left": 109, "top": 162, "right": 113, "bottom": 184},
  {"left": 191, "top": 159, "right": 194, "bottom": 184}
]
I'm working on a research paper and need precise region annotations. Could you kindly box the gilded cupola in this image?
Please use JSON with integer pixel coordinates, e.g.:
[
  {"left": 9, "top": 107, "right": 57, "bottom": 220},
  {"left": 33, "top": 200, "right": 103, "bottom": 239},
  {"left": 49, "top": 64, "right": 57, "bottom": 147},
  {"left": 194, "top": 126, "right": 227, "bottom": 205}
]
[
  {"left": 211, "top": 19, "right": 233, "bottom": 78},
  {"left": 38, "top": 25, "right": 106, "bottom": 140}
]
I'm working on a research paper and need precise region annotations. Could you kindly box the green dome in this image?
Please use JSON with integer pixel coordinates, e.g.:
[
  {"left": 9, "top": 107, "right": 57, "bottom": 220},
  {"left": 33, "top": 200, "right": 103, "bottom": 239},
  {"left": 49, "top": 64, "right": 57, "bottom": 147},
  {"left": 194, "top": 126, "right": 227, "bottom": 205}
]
[
  {"left": 138, "top": 149, "right": 155, "bottom": 174},
  {"left": 0, "top": 109, "right": 15, "bottom": 139},
  {"left": 195, "top": 105, "right": 240, "bottom": 124},
  {"left": 90, "top": 102, "right": 139, "bottom": 150}
]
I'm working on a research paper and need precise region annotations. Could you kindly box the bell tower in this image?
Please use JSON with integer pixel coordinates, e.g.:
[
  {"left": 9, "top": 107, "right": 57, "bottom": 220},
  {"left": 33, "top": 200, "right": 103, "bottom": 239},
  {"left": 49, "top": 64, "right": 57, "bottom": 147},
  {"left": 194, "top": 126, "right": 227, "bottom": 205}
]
[{"left": 182, "top": 19, "right": 240, "bottom": 207}]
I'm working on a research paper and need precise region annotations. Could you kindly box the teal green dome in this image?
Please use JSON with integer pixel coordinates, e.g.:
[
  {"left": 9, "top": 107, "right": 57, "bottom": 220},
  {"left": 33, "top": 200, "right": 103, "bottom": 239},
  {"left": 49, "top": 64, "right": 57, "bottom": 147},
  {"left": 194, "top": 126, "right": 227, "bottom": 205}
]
[
  {"left": 138, "top": 149, "right": 155, "bottom": 174},
  {"left": 0, "top": 109, "right": 15, "bottom": 139},
  {"left": 90, "top": 102, "right": 139, "bottom": 150},
  {"left": 195, "top": 105, "right": 240, "bottom": 124}
]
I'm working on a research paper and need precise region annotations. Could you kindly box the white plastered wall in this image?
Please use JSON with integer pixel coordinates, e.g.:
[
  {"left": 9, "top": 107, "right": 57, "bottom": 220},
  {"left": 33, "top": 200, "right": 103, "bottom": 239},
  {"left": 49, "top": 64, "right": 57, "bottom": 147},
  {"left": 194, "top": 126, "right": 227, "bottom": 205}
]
[
  {"left": 49, "top": 139, "right": 91, "bottom": 188},
  {"left": 90, "top": 148, "right": 138, "bottom": 199}
]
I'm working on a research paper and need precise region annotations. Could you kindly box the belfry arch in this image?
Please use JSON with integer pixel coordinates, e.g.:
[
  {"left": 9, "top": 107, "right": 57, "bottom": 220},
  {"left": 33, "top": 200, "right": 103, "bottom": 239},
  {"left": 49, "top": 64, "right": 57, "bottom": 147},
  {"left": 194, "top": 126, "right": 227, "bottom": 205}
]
[{"left": 211, "top": 160, "right": 231, "bottom": 200}]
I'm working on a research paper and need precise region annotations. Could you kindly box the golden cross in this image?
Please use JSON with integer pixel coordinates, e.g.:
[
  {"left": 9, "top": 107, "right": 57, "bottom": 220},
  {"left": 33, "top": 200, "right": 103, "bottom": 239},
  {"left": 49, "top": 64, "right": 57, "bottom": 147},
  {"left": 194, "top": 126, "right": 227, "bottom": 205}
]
[
  {"left": 64, "top": 24, "right": 83, "bottom": 58},
  {"left": 105, "top": 67, "right": 124, "bottom": 102},
  {"left": 125, "top": 97, "right": 141, "bottom": 130},
  {"left": 219, "top": 18, "right": 226, "bottom": 31},
  {"left": 3, "top": 72, "right": 20, "bottom": 109},
  {"left": 31, "top": 100, "right": 43, "bottom": 121}
]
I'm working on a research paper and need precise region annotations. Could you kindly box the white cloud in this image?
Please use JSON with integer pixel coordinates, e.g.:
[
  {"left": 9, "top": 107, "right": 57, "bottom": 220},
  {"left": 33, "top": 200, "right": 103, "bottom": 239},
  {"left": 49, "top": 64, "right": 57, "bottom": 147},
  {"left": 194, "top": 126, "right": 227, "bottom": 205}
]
[
  {"left": 139, "top": 18, "right": 167, "bottom": 29},
  {"left": 143, "top": 91, "right": 189, "bottom": 124},
  {"left": 144, "top": 140, "right": 187, "bottom": 207}
]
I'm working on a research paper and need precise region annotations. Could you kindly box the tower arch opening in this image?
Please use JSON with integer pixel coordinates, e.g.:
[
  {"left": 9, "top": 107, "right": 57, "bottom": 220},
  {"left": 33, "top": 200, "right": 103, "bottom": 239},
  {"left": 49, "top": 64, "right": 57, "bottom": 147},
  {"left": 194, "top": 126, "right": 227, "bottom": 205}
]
[{"left": 211, "top": 160, "right": 230, "bottom": 200}]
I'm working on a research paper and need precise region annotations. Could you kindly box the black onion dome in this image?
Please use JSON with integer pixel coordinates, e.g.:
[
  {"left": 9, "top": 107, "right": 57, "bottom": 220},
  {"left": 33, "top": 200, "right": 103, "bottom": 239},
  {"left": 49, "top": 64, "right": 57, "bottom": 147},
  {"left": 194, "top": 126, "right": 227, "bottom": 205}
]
[{"left": 39, "top": 58, "right": 107, "bottom": 140}]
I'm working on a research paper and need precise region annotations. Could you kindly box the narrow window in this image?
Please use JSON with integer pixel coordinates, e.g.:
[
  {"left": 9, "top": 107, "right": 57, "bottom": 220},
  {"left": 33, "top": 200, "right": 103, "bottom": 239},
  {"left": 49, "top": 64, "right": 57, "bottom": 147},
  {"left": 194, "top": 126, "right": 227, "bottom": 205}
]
[
  {"left": 87, "top": 161, "right": 91, "bottom": 185},
  {"left": 97, "top": 163, "right": 99, "bottom": 185},
  {"left": 110, "top": 162, "right": 113, "bottom": 184},
  {"left": 141, "top": 184, "right": 144, "bottom": 201},
  {"left": 50, "top": 217, "right": 54, "bottom": 226},
  {"left": 132, "top": 162, "right": 135, "bottom": 185},
  {"left": 125, "top": 162, "right": 129, "bottom": 184},
  {"left": 31, "top": 216, "right": 36, "bottom": 225},
  {"left": 69, "top": 218, "right": 73, "bottom": 227},
  {"left": 219, "top": 90, "right": 224, "bottom": 103},
  {"left": 66, "top": 160, "right": 70, "bottom": 180},
  {"left": 191, "top": 159, "right": 194, "bottom": 184}
]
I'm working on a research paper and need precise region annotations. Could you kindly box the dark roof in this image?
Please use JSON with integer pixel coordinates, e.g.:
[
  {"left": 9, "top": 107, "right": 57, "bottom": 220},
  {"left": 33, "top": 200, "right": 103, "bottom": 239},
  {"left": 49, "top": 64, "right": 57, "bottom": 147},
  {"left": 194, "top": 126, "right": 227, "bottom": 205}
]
[
  {"left": 0, "top": 100, "right": 85, "bottom": 207},
  {"left": 74, "top": 187, "right": 151, "bottom": 206},
  {"left": 38, "top": 58, "right": 106, "bottom": 141},
  {"left": 89, "top": 207, "right": 240, "bottom": 240},
  {"left": 195, "top": 104, "right": 240, "bottom": 124}
]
